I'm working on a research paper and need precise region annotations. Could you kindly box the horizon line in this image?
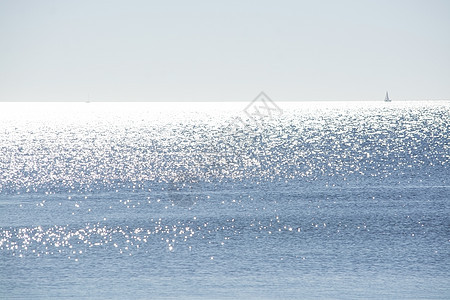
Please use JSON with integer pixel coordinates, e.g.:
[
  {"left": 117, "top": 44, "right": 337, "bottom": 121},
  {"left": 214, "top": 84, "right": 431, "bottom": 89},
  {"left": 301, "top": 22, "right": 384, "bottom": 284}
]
[{"left": 1, "top": 99, "right": 450, "bottom": 103}]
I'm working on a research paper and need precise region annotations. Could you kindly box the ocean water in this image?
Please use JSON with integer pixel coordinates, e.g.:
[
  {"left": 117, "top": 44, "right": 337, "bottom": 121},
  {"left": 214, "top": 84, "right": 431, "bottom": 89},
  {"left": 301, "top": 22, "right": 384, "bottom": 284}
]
[{"left": 0, "top": 101, "right": 449, "bottom": 299}]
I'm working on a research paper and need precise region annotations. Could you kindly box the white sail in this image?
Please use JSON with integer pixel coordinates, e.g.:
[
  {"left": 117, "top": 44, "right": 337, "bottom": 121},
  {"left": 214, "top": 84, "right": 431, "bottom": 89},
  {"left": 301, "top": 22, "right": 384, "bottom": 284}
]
[{"left": 384, "top": 91, "right": 391, "bottom": 102}]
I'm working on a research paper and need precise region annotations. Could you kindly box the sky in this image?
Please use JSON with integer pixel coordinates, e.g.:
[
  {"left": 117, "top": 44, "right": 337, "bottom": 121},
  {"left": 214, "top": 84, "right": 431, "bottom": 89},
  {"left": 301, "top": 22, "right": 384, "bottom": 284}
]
[{"left": 0, "top": 0, "right": 449, "bottom": 102}]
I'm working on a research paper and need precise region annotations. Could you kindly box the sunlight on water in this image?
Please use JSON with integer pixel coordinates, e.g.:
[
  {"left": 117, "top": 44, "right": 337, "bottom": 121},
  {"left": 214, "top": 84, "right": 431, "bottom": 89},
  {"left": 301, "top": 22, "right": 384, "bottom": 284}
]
[
  {"left": 0, "top": 102, "right": 448, "bottom": 190},
  {"left": 0, "top": 101, "right": 449, "bottom": 299}
]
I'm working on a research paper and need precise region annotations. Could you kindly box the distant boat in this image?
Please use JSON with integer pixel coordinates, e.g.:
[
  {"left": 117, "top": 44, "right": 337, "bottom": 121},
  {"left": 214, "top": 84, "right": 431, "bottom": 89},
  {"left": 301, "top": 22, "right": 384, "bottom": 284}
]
[{"left": 384, "top": 91, "right": 391, "bottom": 102}]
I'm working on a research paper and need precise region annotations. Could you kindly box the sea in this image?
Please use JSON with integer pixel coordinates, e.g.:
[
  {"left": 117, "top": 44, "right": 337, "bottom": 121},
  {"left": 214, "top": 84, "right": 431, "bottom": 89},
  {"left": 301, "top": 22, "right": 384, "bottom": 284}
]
[{"left": 0, "top": 101, "right": 449, "bottom": 299}]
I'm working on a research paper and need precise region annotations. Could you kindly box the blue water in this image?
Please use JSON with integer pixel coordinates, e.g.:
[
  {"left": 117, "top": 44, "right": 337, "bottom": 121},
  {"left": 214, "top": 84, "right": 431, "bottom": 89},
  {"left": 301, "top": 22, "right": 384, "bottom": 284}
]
[{"left": 0, "top": 102, "right": 449, "bottom": 299}]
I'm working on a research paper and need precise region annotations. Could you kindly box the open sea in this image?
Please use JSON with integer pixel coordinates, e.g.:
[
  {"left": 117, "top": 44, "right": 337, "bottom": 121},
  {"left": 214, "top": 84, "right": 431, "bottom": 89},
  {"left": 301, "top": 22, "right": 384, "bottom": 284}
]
[{"left": 0, "top": 101, "right": 449, "bottom": 299}]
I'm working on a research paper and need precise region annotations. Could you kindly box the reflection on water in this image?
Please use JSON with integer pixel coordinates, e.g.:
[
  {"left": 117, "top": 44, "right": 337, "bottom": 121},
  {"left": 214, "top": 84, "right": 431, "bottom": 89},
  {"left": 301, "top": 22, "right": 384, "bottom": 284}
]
[{"left": 0, "top": 102, "right": 449, "bottom": 299}]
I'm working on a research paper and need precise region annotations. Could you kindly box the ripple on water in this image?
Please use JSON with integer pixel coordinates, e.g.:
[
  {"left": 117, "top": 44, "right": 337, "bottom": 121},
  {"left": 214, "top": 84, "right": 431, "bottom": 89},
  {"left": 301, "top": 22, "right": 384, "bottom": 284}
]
[{"left": 0, "top": 102, "right": 449, "bottom": 299}]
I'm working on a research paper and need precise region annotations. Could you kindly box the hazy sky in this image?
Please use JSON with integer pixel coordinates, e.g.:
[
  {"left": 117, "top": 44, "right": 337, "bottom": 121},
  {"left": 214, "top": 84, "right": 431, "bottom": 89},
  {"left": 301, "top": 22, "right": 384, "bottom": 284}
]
[{"left": 1, "top": 0, "right": 449, "bottom": 101}]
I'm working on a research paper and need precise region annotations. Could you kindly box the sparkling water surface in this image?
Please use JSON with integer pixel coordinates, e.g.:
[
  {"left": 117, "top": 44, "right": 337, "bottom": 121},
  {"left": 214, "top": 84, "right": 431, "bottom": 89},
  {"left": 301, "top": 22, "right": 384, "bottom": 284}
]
[{"left": 0, "top": 102, "right": 449, "bottom": 299}]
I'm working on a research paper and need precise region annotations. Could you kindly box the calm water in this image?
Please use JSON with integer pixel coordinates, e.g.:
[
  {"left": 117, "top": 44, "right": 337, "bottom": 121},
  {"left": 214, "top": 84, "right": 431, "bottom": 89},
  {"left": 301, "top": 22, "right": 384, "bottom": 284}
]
[{"left": 0, "top": 102, "right": 449, "bottom": 299}]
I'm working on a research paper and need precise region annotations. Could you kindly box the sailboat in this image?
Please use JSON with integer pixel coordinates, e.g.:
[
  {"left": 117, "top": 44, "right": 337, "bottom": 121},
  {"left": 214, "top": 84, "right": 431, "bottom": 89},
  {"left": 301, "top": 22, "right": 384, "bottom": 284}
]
[{"left": 384, "top": 91, "right": 391, "bottom": 102}]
